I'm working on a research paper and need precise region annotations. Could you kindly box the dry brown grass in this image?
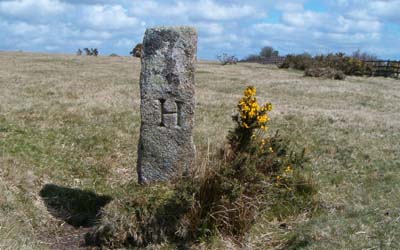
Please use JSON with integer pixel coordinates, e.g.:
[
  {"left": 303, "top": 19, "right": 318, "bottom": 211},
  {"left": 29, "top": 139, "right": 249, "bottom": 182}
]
[{"left": 1, "top": 51, "right": 399, "bottom": 249}]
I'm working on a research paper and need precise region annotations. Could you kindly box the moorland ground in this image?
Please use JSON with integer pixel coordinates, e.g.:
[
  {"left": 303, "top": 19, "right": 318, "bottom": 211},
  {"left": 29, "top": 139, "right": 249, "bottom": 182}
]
[{"left": 0, "top": 52, "right": 399, "bottom": 249}]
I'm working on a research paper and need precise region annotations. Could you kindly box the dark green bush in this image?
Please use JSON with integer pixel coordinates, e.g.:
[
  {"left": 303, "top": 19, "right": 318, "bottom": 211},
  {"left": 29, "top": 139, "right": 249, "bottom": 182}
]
[
  {"left": 280, "top": 52, "right": 375, "bottom": 77},
  {"left": 280, "top": 53, "right": 313, "bottom": 71},
  {"left": 304, "top": 67, "right": 346, "bottom": 80},
  {"left": 130, "top": 43, "right": 143, "bottom": 58}
]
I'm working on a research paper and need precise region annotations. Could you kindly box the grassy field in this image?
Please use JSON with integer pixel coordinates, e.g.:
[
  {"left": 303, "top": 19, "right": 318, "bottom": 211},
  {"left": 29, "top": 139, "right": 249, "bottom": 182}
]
[{"left": 0, "top": 51, "right": 399, "bottom": 249}]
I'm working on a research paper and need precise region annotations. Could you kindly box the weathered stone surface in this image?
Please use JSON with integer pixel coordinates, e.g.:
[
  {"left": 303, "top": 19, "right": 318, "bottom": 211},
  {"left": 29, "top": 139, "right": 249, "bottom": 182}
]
[{"left": 137, "top": 26, "right": 197, "bottom": 184}]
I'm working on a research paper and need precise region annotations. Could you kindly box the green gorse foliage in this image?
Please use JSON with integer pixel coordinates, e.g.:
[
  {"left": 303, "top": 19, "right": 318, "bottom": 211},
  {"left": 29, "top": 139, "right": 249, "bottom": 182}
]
[{"left": 88, "top": 87, "right": 317, "bottom": 248}]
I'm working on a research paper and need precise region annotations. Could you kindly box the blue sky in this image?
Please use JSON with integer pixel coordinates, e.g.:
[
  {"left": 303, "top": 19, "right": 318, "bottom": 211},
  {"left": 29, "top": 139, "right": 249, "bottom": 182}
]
[{"left": 0, "top": 0, "right": 399, "bottom": 60}]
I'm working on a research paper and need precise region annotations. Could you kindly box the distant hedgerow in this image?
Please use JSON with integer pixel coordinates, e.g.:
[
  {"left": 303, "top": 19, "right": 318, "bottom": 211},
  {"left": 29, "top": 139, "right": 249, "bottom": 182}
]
[{"left": 280, "top": 51, "right": 380, "bottom": 79}]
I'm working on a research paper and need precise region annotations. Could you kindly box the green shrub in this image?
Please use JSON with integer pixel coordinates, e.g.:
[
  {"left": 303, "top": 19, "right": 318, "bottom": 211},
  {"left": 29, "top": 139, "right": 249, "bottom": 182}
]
[
  {"left": 130, "top": 43, "right": 143, "bottom": 58},
  {"left": 304, "top": 67, "right": 346, "bottom": 80},
  {"left": 87, "top": 87, "right": 317, "bottom": 248},
  {"left": 314, "top": 53, "right": 364, "bottom": 76},
  {"left": 280, "top": 52, "right": 374, "bottom": 77},
  {"left": 280, "top": 53, "right": 313, "bottom": 71}
]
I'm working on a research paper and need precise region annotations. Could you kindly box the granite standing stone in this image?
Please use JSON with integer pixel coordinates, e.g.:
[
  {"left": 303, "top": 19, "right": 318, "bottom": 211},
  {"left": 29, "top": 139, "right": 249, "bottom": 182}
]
[{"left": 137, "top": 26, "right": 197, "bottom": 184}]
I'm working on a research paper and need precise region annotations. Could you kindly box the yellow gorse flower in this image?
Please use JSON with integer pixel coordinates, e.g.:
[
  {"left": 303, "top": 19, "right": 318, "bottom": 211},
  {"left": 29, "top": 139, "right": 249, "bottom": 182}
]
[
  {"left": 257, "top": 114, "right": 268, "bottom": 123},
  {"left": 285, "top": 165, "right": 293, "bottom": 173},
  {"left": 244, "top": 86, "right": 256, "bottom": 97},
  {"left": 261, "top": 139, "right": 266, "bottom": 145},
  {"left": 238, "top": 86, "right": 272, "bottom": 130}
]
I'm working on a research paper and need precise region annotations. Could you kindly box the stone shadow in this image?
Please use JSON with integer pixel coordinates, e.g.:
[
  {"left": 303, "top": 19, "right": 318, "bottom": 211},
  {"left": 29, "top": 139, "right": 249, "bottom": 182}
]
[{"left": 39, "top": 184, "right": 112, "bottom": 228}]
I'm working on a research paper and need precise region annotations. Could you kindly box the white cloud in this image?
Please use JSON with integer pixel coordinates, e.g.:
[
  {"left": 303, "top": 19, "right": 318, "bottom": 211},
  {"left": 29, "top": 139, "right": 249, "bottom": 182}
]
[
  {"left": 131, "top": 1, "right": 188, "bottom": 17},
  {"left": 331, "top": 0, "right": 400, "bottom": 24},
  {"left": 12, "top": 22, "right": 50, "bottom": 36},
  {"left": 75, "top": 39, "right": 102, "bottom": 47},
  {"left": 252, "top": 10, "right": 382, "bottom": 56},
  {"left": 336, "top": 15, "right": 382, "bottom": 33},
  {"left": 0, "top": 0, "right": 398, "bottom": 59},
  {"left": 82, "top": 5, "right": 138, "bottom": 30},
  {"left": 0, "top": 0, "right": 67, "bottom": 19},
  {"left": 276, "top": 2, "right": 304, "bottom": 12},
  {"left": 281, "top": 10, "right": 327, "bottom": 29},
  {"left": 115, "top": 38, "right": 134, "bottom": 48},
  {"left": 367, "top": 0, "right": 400, "bottom": 22},
  {"left": 130, "top": 0, "right": 260, "bottom": 21},
  {"left": 241, "top": 1, "right": 385, "bottom": 57},
  {"left": 196, "top": 22, "right": 224, "bottom": 35},
  {"left": 347, "top": 9, "right": 375, "bottom": 21},
  {"left": 192, "top": 0, "right": 259, "bottom": 21},
  {"left": 336, "top": 0, "right": 350, "bottom": 7},
  {"left": 0, "top": 19, "right": 50, "bottom": 39},
  {"left": 253, "top": 22, "right": 295, "bottom": 34}
]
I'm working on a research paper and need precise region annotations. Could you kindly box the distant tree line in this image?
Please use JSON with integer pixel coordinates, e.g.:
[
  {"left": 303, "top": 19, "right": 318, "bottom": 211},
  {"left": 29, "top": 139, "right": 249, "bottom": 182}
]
[
  {"left": 242, "top": 46, "right": 285, "bottom": 63},
  {"left": 75, "top": 43, "right": 143, "bottom": 58},
  {"left": 76, "top": 48, "right": 99, "bottom": 56}
]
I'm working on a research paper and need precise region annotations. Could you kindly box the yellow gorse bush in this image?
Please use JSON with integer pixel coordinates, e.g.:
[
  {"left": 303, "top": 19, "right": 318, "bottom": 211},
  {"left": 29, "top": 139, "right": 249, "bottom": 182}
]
[{"left": 238, "top": 86, "right": 272, "bottom": 131}]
